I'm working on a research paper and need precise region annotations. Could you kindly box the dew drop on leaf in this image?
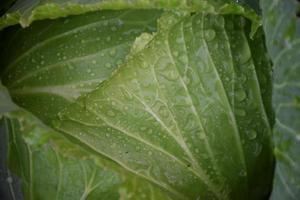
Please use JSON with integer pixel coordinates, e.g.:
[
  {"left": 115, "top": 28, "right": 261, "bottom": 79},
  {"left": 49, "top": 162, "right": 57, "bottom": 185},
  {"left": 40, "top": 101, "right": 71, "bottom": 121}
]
[
  {"left": 6, "top": 177, "right": 13, "bottom": 183},
  {"left": 167, "top": 70, "right": 179, "bottom": 80},
  {"left": 140, "top": 127, "right": 147, "bottom": 131},
  {"left": 253, "top": 143, "right": 262, "bottom": 156},
  {"left": 110, "top": 49, "right": 116, "bottom": 56},
  {"left": 107, "top": 110, "right": 116, "bottom": 117},
  {"left": 246, "top": 130, "right": 257, "bottom": 140},
  {"left": 105, "top": 63, "right": 112, "bottom": 68},
  {"left": 239, "top": 170, "right": 247, "bottom": 177},
  {"left": 204, "top": 29, "right": 216, "bottom": 41},
  {"left": 199, "top": 133, "right": 205, "bottom": 140},
  {"left": 235, "top": 90, "right": 247, "bottom": 102},
  {"left": 68, "top": 65, "right": 74, "bottom": 70},
  {"left": 235, "top": 109, "right": 246, "bottom": 116},
  {"left": 111, "top": 26, "right": 117, "bottom": 31}
]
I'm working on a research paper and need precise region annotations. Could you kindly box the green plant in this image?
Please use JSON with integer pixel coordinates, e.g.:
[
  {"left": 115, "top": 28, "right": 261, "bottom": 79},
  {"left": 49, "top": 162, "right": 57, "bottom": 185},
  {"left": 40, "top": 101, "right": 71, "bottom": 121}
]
[{"left": 0, "top": 0, "right": 299, "bottom": 199}]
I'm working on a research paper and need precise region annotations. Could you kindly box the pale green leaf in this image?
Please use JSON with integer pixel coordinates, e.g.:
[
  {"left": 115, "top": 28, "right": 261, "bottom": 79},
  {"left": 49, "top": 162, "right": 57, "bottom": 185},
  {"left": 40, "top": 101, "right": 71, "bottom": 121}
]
[
  {"left": 56, "top": 13, "right": 274, "bottom": 200},
  {"left": 0, "top": 0, "right": 260, "bottom": 33}
]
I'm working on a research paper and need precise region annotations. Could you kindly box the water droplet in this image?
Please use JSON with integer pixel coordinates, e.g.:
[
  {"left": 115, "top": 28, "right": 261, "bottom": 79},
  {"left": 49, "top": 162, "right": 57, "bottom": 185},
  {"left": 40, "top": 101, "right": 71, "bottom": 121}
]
[
  {"left": 204, "top": 29, "right": 216, "bottom": 42},
  {"left": 64, "top": 19, "right": 69, "bottom": 24},
  {"left": 239, "top": 170, "right": 246, "bottom": 177},
  {"left": 66, "top": 64, "right": 73, "bottom": 70},
  {"left": 148, "top": 151, "right": 153, "bottom": 156},
  {"left": 92, "top": 60, "right": 97, "bottom": 65},
  {"left": 106, "top": 36, "right": 111, "bottom": 42},
  {"left": 105, "top": 63, "right": 112, "bottom": 68},
  {"left": 107, "top": 110, "right": 115, "bottom": 117},
  {"left": 110, "top": 49, "right": 116, "bottom": 56},
  {"left": 235, "top": 90, "right": 247, "bottom": 102},
  {"left": 159, "top": 107, "right": 168, "bottom": 117},
  {"left": 199, "top": 133, "right": 205, "bottom": 140},
  {"left": 253, "top": 143, "right": 262, "bottom": 156},
  {"left": 235, "top": 109, "right": 246, "bottom": 116},
  {"left": 87, "top": 69, "right": 92, "bottom": 73},
  {"left": 183, "top": 76, "right": 190, "bottom": 84},
  {"left": 140, "top": 127, "right": 147, "bottom": 131},
  {"left": 6, "top": 177, "right": 13, "bottom": 183},
  {"left": 147, "top": 129, "right": 153, "bottom": 134},
  {"left": 167, "top": 70, "right": 179, "bottom": 80},
  {"left": 246, "top": 130, "right": 257, "bottom": 140},
  {"left": 176, "top": 38, "right": 184, "bottom": 44},
  {"left": 240, "top": 74, "right": 247, "bottom": 83}
]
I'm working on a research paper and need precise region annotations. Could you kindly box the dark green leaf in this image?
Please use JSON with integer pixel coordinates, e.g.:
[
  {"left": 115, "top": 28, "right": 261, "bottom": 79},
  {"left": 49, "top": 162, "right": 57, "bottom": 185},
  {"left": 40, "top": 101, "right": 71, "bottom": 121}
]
[{"left": 0, "top": 9, "right": 162, "bottom": 123}]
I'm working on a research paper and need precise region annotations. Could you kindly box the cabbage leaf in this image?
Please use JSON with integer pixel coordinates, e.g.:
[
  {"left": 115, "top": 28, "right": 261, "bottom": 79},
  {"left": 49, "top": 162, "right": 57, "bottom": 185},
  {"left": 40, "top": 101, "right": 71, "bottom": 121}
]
[
  {"left": 261, "top": 0, "right": 300, "bottom": 199},
  {"left": 56, "top": 12, "right": 274, "bottom": 200},
  {"left": 0, "top": 1, "right": 278, "bottom": 200},
  {"left": 0, "top": 0, "right": 260, "bottom": 34},
  {"left": 0, "top": 9, "right": 162, "bottom": 123},
  {"left": 3, "top": 110, "right": 172, "bottom": 200}
]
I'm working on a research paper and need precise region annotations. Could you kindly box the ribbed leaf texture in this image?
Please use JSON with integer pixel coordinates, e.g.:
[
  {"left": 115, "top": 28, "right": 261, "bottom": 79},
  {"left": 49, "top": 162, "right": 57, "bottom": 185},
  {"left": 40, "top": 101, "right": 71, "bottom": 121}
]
[
  {"left": 261, "top": 0, "right": 300, "bottom": 199},
  {"left": 55, "top": 12, "right": 274, "bottom": 200}
]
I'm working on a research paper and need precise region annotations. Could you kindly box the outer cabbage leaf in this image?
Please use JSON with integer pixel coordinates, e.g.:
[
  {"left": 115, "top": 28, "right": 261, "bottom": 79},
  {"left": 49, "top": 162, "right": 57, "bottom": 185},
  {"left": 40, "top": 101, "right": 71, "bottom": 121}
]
[
  {"left": 0, "top": 9, "right": 162, "bottom": 123},
  {"left": 0, "top": 81, "right": 18, "bottom": 116},
  {"left": 4, "top": 110, "right": 172, "bottom": 200},
  {"left": 56, "top": 13, "right": 274, "bottom": 200},
  {"left": 261, "top": 0, "right": 300, "bottom": 199},
  {"left": 0, "top": 0, "right": 260, "bottom": 33},
  {"left": 5, "top": 112, "right": 121, "bottom": 200}
]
